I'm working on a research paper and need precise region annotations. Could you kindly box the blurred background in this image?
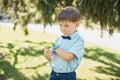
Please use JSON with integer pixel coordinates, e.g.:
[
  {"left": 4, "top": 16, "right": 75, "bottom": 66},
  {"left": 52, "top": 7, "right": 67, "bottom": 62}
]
[{"left": 0, "top": 0, "right": 120, "bottom": 80}]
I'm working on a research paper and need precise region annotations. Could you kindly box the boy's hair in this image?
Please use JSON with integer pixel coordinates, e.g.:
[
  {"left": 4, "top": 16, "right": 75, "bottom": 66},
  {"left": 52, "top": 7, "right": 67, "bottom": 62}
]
[{"left": 58, "top": 6, "right": 80, "bottom": 22}]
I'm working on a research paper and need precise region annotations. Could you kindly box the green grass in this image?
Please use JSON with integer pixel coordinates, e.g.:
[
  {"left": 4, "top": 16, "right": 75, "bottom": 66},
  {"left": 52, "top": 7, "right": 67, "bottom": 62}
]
[{"left": 0, "top": 27, "right": 120, "bottom": 80}]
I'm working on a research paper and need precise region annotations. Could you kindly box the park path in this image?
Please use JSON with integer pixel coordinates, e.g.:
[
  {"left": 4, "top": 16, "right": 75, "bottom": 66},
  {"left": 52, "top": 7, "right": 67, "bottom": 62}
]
[{"left": 0, "top": 22, "right": 120, "bottom": 51}]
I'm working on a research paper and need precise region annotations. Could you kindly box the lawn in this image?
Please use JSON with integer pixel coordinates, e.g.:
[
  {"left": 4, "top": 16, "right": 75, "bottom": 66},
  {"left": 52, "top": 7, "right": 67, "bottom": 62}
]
[{"left": 0, "top": 27, "right": 120, "bottom": 80}]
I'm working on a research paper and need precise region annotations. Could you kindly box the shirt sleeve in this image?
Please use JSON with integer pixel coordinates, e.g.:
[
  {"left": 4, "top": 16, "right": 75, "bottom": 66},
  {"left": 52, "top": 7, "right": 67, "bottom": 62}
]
[
  {"left": 51, "top": 37, "right": 61, "bottom": 55},
  {"left": 68, "top": 37, "right": 85, "bottom": 60}
]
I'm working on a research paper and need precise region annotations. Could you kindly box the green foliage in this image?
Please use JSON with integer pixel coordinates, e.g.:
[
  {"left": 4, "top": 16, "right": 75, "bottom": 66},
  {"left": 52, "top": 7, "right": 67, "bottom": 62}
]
[
  {"left": 77, "top": 0, "right": 120, "bottom": 35},
  {"left": 0, "top": 0, "right": 120, "bottom": 35},
  {"left": 36, "top": 0, "right": 59, "bottom": 27}
]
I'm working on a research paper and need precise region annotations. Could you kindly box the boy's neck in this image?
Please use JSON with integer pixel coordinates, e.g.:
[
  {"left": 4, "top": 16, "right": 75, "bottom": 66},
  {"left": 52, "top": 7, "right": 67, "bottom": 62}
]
[{"left": 64, "top": 30, "right": 77, "bottom": 36}]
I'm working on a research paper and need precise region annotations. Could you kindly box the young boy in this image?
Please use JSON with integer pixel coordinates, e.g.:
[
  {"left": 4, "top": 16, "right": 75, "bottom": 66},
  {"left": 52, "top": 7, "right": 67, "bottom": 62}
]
[{"left": 44, "top": 6, "right": 84, "bottom": 80}]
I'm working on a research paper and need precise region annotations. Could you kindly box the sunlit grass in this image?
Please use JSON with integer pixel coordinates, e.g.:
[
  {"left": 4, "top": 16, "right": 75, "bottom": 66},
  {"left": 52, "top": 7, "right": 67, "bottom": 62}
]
[
  {"left": 0, "top": 27, "right": 57, "bottom": 43},
  {"left": 0, "top": 27, "right": 120, "bottom": 80},
  {"left": 76, "top": 42, "right": 120, "bottom": 80}
]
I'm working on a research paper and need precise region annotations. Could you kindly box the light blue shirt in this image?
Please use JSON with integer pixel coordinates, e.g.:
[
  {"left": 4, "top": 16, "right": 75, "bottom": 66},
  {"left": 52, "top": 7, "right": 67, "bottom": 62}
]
[{"left": 50, "top": 30, "right": 84, "bottom": 73}]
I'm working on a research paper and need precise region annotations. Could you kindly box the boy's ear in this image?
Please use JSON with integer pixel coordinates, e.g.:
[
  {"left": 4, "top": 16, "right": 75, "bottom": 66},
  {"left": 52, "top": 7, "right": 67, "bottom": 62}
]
[{"left": 75, "top": 22, "right": 80, "bottom": 28}]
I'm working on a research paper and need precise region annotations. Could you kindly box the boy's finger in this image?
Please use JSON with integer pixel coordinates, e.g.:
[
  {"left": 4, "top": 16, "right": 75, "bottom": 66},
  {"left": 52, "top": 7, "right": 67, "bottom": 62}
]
[
  {"left": 44, "top": 46, "right": 48, "bottom": 51},
  {"left": 44, "top": 49, "right": 49, "bottom": 52},
  {"left": 45, "top": 46, "right": 48, "bottom": 49}
]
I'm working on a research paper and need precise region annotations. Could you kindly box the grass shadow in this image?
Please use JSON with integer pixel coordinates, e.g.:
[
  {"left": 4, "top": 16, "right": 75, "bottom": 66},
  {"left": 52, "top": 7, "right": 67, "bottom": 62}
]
[
  {"left": 23, "top": 61, "right": 49, "bottom": 69},
  {"left": 31, "top": 73, "right": 49, "bottom": 80},
  {"left": 24, "top": 40, "right": 53, "bottom": 48},
  {"left": 0, "top": 59, "right": 28, "bottom": 80},
  {"left": 0, "top": 41, "right": 52, "bottom": 66},
  {"left": 84, "top": 47, "right": 120, "bottom": 79}
]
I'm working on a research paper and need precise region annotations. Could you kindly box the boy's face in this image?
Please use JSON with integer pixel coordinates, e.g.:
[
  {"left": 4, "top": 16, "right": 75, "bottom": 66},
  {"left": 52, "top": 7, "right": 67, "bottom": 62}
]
[{"left": 59, "top": 20, "right": 79, "bottom": 36}]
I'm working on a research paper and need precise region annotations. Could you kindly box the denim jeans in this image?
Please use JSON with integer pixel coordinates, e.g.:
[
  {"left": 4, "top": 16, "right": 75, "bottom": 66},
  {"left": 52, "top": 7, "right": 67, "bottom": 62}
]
[{"left": 49, "top": 70, "right": 76, "bottom": 80}]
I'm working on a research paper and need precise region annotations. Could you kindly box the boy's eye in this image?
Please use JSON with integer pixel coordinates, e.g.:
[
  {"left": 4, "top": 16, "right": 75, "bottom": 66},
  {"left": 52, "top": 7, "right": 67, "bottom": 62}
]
[{"left": 65, "top": 25, "right": 69, "bottom": 27}]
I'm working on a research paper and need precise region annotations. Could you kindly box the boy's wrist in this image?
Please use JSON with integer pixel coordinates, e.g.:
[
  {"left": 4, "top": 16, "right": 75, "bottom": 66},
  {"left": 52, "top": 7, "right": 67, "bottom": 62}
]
[{"left": 52, "top": 45, "right": 58, "bottom": 51}]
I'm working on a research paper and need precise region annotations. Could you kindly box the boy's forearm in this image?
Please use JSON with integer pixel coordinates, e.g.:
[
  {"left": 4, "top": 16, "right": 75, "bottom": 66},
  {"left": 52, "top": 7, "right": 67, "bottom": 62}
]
[{"left": 55, "top": 48, "right": 75, "bottom": 61}]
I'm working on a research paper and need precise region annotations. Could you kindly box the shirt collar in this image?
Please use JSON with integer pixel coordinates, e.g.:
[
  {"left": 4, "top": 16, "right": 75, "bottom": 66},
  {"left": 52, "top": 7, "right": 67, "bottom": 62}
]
[{"left": 69, "top": 30, "right": 79, "bottom": 39}]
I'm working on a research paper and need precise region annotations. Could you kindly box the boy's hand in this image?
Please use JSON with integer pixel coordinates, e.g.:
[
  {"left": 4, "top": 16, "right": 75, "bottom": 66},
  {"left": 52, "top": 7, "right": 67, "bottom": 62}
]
[{"left": 44, "top": 46, "right": 53, "bottom": 61}]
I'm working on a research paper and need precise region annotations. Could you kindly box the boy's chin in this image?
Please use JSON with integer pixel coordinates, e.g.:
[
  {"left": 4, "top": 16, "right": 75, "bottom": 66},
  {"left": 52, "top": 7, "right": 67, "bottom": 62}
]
[
  {"left": 62, "top": 33, "right": 66, "bottom": 35},
  {"left": 62, "top": 32, "right": 71, "bottom": 36},
  {"left": 63, "top": 34, "right": 69, "bottom": 36}
]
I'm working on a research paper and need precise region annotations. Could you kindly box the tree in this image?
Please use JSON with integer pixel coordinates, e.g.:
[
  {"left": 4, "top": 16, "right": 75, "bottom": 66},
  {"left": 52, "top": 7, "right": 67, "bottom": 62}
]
[
  {"left": 0, "top": 0, "right": 120, "bottom": 36},
  {"left": 77, "top": 0, "right": 120, "bottom": 36}
]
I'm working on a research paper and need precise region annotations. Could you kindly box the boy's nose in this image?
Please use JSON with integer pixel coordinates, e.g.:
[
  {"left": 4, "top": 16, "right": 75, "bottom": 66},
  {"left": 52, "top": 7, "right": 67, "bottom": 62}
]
[
  {"left": 60, "top": 27, "right": 64, "bottom": 31},
  {"left": 61, "top": 29, "right": 65, "bottom": 32}
]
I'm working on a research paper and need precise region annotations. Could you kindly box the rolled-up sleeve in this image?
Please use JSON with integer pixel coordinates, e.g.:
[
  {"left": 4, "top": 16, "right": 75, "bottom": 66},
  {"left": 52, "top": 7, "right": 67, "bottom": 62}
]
[{"left": 68, "top": 38, "right": 84, "bottom": 60}]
